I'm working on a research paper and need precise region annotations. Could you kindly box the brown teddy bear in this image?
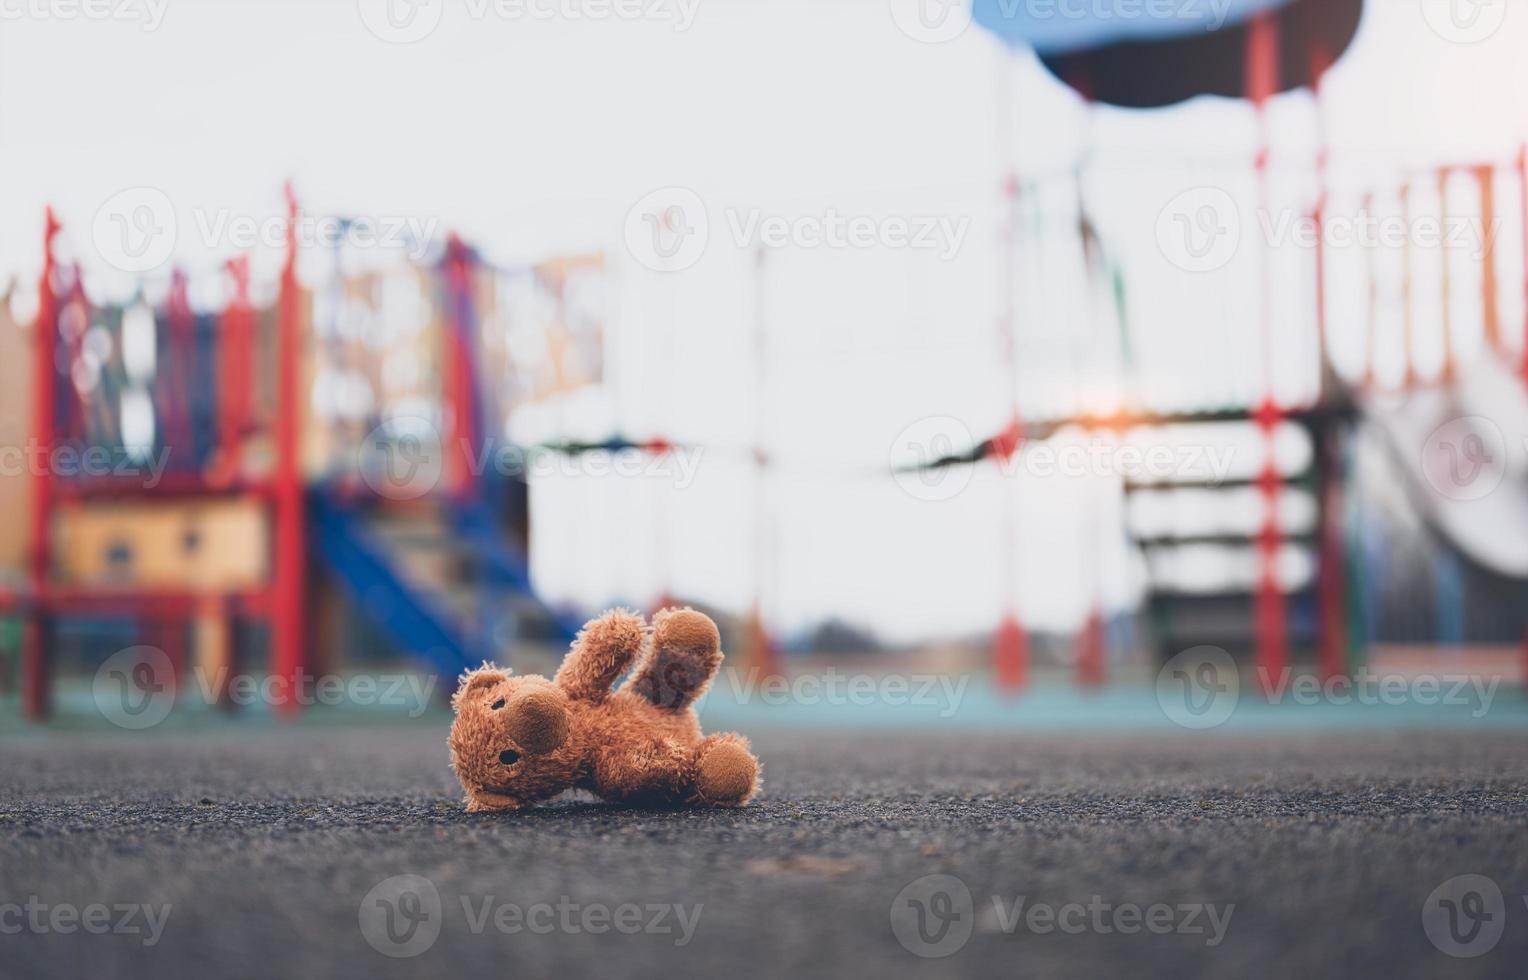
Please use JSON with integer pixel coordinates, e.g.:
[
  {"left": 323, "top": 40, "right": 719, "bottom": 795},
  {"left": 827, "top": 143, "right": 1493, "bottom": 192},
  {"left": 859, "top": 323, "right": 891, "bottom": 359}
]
[{"left": 448, "top": 607, "right": 760, "bottom": 812}]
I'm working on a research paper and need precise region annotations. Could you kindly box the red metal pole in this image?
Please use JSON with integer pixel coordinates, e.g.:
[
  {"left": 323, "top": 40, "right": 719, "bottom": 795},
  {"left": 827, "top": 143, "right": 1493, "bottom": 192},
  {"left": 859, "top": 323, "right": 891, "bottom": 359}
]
[
  {"left": 1476, "top": 165, "right": 1502, "bottom": 354},
  {"left": 1316, "top": 430, "right": 1347, "bottom": 681},
  {"left": 272, "top": 185, "right": 307, "bottom": 716},
  {"left": 443, "top": 236, "right": 479, "bottom": 501},
  {"left": 217, "top": 256, "right": 254, "bottom": 483},
  {"left": 1074, "top": 610, "right": 1105, "bottom": 689},
  {"left": 1247, "top": 15, "right": 1288, "bottom": 696},
  {"left": 22, "top": 210, "right": 60, "bottom": 720},
  {"left": 1439, "top": 169, "right": 1458, "bottom": 383},
  {"left": 1255, "top": 400, "right": 1288, "bottom": 695},
  {"left": 1518, "top": 146, "right": 1528, "bottom": 386}
]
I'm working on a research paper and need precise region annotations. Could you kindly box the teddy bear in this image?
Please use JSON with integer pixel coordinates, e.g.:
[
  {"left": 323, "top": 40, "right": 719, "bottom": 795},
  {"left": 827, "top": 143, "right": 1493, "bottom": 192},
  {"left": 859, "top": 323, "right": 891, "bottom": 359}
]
[{"left": 448, "top": 607, "right": 760, "bottom": 812}]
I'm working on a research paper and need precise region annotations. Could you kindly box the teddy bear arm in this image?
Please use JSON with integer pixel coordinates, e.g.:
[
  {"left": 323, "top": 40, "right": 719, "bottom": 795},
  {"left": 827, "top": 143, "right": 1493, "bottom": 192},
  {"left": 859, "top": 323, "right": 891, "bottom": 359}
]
[
  {"left": 553, "top": 609, "right": 647, "bottom": 702},
  {"left": 463, "top": 788, "right": 526, "bottom": 813}
]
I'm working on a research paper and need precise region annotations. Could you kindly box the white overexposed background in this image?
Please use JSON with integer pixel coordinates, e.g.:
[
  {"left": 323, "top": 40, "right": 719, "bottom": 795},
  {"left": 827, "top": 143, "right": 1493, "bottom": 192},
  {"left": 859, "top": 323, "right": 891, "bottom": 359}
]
[{"left": 0, "top": 0, "right": 1523, "bottom": 641}]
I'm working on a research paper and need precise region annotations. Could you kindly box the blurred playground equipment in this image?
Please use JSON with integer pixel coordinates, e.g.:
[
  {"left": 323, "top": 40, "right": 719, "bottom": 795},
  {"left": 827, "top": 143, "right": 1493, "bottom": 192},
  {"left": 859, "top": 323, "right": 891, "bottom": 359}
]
[
  {"left": 2, "top": 0, "right": 1526, "bottom": 721},
  {"left": 2, "top": 192, "right": 603, "bottom": 718}
]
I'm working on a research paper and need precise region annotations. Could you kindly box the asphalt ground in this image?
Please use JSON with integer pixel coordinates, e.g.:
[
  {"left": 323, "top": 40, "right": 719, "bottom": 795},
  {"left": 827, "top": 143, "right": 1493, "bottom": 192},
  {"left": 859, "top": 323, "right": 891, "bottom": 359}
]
[{"left": 2, "top": 725, "right": 1527, "bottom": 979}]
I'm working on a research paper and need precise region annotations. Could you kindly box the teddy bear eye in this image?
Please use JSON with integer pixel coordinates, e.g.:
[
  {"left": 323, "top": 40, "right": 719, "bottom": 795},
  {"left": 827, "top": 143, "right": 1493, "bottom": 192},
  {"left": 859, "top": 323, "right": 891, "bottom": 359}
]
[{"left": 491, "top": 698, "right": 506, "bottom": 710}]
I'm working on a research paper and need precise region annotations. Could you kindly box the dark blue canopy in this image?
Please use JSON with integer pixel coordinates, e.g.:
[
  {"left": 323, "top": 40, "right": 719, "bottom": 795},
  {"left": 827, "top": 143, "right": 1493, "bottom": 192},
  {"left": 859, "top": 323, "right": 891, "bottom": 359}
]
[{"left": 974, "top": 0, "right": 1365, "bottom": 108}]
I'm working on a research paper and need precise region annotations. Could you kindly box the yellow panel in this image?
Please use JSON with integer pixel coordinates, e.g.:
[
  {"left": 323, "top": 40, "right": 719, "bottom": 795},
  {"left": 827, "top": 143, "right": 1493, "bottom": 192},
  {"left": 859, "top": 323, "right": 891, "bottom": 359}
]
[{"left": 54, "top": 499, "right": 269, "bottom": 590}]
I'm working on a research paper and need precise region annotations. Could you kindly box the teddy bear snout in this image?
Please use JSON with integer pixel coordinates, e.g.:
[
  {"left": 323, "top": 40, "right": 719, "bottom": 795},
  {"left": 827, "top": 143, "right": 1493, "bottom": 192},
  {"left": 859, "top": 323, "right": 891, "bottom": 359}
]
[{"left": 503, "top": 688, "right": 570, "bottom": 755}]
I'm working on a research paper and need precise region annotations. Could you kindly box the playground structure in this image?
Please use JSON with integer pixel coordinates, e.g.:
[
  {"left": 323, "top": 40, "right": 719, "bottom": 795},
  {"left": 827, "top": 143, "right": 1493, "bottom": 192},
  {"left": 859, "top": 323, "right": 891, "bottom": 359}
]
[
  {"left": 5, "top": 190, "right": 605, "bottom": 719},
  {"left": 4, "top": 3, "right": 1528, "bottom": 721},
  {"left": 7, "top": 141, "right": 1525, "bottom": 724}
]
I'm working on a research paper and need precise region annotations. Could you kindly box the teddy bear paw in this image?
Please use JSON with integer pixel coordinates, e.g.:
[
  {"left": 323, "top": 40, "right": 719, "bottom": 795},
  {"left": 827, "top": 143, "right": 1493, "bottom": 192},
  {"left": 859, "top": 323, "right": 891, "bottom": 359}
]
[{"left": 695, "top": 740, "right": 759, "bottom": 807}]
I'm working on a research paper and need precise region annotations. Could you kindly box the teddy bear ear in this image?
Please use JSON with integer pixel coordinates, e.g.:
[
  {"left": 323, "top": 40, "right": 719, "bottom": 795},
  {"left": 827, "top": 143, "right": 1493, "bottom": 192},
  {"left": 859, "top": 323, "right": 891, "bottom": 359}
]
[{"left": 451, "top": 665, "right": 509, "bottom": 711}]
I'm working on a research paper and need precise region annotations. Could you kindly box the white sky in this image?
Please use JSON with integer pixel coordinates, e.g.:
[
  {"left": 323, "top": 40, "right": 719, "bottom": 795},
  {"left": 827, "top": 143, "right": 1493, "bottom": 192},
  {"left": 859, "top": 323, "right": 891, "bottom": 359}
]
[{"left": 1, "top": 0, "right": 1525, "bottom": 641}]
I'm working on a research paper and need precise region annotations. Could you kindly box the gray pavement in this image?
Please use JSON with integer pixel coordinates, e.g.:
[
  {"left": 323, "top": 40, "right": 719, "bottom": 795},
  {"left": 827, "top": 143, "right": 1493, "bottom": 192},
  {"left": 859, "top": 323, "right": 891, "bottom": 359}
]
[{"left": 2, "top": 725, "right": 1527, "bottom": 979}]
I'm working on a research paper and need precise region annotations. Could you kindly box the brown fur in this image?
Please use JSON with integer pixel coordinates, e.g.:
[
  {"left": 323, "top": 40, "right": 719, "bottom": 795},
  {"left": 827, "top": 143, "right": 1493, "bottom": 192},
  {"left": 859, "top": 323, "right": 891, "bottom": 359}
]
[{"left": 448, "top": 608, "right": 760, "bottom": 813}]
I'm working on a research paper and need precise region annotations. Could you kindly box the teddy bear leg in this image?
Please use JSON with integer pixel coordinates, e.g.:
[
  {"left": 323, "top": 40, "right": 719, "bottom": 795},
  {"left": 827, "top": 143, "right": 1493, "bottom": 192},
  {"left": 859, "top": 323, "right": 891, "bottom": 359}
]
[
  {"left": 692, "top": 733, "right": 759, "bottom": 807},
  {"left": 624, "top": 608, "right": 723, "bottom": 709}
]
